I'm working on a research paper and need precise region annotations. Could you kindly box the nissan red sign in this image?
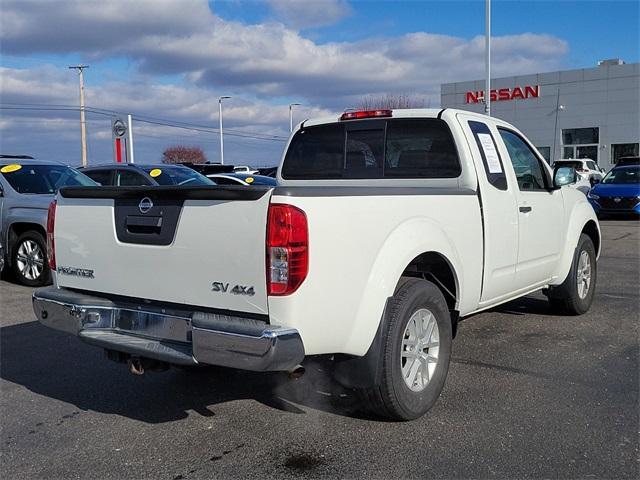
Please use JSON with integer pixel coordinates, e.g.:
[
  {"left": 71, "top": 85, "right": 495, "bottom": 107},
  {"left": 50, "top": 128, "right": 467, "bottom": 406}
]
[{"left": 466, "top": 85, "right": 540, "bottom": 104}]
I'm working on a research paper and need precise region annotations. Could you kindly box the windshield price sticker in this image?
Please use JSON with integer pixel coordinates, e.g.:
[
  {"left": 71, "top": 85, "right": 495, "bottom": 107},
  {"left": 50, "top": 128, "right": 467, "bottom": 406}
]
[
  {"left": 1, "top": 164, "right": 22, "bottom": 174},
  {"left": 477, "top": 134, "right": 502, "bottom": 174},
  {"left": 149, "top": 168, "right": 162, "bottom": 178}
]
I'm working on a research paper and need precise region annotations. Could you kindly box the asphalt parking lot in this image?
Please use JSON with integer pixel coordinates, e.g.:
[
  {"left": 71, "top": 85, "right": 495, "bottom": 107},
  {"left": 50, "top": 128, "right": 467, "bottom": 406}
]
[{"left": 1, "top": 220, "right": 638, "bottom": 479}]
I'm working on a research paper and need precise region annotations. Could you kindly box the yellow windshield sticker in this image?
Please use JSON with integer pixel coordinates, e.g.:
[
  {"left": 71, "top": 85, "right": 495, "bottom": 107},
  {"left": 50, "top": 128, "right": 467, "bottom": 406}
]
[
  {"left": 245, "top": 176, "right": 254, "bottom": 183},
  {"left": 1, "top": 164, "right": 22, "bottom": 174},
  {"left": 149, "top": 168, "right": 162, "bottom": 178}
]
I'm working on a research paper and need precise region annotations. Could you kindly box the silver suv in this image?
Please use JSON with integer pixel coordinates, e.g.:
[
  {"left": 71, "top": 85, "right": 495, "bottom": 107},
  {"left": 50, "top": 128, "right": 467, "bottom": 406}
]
[{"left": 0, "top": 156, "right": 96, "bottom": 286}]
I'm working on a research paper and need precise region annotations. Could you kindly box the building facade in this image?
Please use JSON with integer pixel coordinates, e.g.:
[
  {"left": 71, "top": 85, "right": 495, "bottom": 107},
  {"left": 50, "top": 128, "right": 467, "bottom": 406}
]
[{"left": 440, "top": 59, "right": 639, "bottom": 168}]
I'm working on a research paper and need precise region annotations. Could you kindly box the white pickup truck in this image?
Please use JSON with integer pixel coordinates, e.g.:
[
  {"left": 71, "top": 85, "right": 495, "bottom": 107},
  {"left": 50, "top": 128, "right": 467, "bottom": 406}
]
[{"left": 34, "top": 108, "right": 600, "bottom": 420}]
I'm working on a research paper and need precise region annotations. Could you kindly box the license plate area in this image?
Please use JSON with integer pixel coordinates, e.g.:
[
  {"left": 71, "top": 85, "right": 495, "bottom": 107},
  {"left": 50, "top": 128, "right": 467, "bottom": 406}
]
[{"left": 115, "top": 310, "right": 192, "bottom": 343}]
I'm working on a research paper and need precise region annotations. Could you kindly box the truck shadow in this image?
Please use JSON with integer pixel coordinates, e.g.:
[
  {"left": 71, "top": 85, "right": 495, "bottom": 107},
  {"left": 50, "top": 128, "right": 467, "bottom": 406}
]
[{"left": 0, "top": 321, "right": 364, "bottom": 423}]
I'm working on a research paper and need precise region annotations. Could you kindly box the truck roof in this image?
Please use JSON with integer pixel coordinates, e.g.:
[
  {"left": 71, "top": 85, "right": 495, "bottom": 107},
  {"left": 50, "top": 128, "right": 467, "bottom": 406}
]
[{"left": 302, "top": 108, "right": 446, "bottom": 128}]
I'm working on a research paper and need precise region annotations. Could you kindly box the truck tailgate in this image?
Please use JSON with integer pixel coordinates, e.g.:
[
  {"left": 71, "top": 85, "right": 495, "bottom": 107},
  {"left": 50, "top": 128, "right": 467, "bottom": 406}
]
[{"left": 53, "top": 186, "right": 271, "bottom": 315}]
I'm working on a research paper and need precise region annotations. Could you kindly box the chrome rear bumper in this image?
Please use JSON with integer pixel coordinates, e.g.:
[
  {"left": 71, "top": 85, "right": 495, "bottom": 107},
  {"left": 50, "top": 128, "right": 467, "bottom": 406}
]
[{"left": 32, "top": 287, "right": 304, "bottom": 371}]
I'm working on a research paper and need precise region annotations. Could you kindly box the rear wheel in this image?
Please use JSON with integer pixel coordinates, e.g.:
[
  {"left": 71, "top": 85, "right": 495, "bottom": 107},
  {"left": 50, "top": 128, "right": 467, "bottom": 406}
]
[
  {"left": 358, "top": 278, "right": 452, "bottom": 421},
  {"left": 548, "top": 234, "right": 596, "bottom": 315},
  {"left": 11, "top": 231, "right": 51, "bottom": 287}
]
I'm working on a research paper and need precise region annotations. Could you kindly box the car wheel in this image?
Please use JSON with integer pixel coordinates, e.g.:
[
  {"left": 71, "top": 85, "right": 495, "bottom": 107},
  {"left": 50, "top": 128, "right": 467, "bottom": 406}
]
[
  {"left": 11, "top": 231, "right": 51, "bottom": 287},
  {"left": 548, "top": 233, "right": 596, "bottom": 315},
  {"left": 358, "top": 278, "right": 452, "bottom": 421}
]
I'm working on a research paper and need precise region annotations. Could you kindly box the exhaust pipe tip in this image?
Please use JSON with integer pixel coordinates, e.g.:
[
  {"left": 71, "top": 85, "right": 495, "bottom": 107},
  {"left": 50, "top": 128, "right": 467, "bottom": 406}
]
[{"left": 288, "top": 365, "right": 305, "bottom": 379}]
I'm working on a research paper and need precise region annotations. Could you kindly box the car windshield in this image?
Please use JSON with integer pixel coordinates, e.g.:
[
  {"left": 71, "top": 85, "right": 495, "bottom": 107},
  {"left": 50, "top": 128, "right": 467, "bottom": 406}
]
[
  {"left": 140, "top": 166, "right": 213, "bottom": 186},
  {"left": 602, "top": 166, "right": 640, "bottom": 184},
  {"left": 1, "top": 164, "right": 96, "bottom": 194}
]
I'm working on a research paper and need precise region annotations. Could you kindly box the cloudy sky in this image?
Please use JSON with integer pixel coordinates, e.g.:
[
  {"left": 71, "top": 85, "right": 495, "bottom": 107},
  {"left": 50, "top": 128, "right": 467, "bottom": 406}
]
[{"left": 1, "top": 0, "right": 638, "bottom": 167}]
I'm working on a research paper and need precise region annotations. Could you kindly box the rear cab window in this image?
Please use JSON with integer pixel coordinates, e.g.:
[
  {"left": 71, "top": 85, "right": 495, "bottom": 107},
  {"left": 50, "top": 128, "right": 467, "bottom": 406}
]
[{"left": 281, "top": 118, "right": 461, "bottom": 180}]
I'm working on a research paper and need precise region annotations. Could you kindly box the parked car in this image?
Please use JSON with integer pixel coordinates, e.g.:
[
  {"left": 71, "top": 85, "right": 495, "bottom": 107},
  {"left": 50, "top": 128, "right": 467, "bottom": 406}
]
[
  {"left": 34, "top": 108, "right": 600, "bottom": 421},
  {"left": 180, "top": 162, "right": 234, "bottom": 176},
  {"left": 207, "top": 173, "right": 277, "bottom": 186},
  {"left": 0, "top": 240, "right": 5, "bottom": 272},
  {"left": 233, "top": 165, "right": 259, "bottom": 174},
  {"left": 553, "top": 158, "right": 605, "bottom": 180},
  {"left": 587, "top": 165, "right": 640, "bottom": 217},
  {"left": 616, "top": 156, "right": 640, "bottom": 167},
  {"left": 0, "top": 158, "right": 96, "bottom": 286},
  {"left": 80, "top": 164, "right": 214, "bottom": 186}
]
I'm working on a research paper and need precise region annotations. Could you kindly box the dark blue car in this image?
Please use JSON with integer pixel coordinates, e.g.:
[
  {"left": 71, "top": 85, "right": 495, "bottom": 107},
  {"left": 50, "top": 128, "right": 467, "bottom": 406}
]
[{"left": 588, "top": 165, "right": 640, "bottom": 217}]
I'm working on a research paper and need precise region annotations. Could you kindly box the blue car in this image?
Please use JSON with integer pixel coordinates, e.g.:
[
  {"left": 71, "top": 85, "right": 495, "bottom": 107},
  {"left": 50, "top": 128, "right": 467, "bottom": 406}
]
[{"left": 587, "top": 165, "right": 640, "bottom": 217}]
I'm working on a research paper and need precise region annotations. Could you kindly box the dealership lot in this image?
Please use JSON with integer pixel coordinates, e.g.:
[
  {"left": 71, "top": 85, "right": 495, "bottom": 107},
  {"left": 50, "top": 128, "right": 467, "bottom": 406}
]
[{"left": 1, "top": 220, "right": 638, "bottom": 479}]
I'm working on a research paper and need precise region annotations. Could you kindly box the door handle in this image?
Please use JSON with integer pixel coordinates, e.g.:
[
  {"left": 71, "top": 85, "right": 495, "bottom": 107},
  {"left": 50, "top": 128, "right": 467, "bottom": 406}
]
[{"left": 519, "top": 206, "right": 532, "bottom": 213}]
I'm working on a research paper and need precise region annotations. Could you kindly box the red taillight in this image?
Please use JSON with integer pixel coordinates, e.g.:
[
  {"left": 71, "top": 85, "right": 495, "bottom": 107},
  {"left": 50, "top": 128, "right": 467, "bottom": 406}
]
[
  {"left": 340, "top": 109, "right": 392, "bottom": 121},
  {"left": 266, "top": 204, "right": 308, "bottom": 296},
  {"left": 46, "top": 200, "right": 56, "bottom": 270}
]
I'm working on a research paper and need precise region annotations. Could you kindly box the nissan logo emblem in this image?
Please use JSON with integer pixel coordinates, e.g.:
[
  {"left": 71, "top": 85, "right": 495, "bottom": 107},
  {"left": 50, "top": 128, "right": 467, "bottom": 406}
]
[{"left": 138, "top": 197, "right": 153, "bottom": 214}]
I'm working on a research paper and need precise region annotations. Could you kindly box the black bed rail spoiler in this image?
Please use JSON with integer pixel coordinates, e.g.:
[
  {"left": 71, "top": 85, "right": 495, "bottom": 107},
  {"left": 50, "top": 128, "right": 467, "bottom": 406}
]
[{"left": 58, "top": 185, "right": 272, "bottom": 201}]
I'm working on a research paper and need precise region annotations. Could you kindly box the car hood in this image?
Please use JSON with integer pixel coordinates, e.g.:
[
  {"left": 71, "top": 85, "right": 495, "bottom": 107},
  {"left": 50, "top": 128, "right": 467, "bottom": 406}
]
[{"left": 592, "top": 183, "right": 640, "bottom": 197}]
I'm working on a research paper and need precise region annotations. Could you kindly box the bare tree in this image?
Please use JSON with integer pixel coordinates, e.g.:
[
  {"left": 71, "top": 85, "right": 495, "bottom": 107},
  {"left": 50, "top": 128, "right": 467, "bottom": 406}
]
[
  {"left": 357, "top": 94, "right": 426, "bottom": 110},
  {"left": 162, "top": 145, "right": 207, "bottom": 164}
]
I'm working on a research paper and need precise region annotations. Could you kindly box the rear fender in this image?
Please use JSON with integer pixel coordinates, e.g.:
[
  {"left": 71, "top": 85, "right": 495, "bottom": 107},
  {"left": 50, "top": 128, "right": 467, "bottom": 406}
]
[{"left": 344, "top": 217, "right": 463, "bottom": 356}]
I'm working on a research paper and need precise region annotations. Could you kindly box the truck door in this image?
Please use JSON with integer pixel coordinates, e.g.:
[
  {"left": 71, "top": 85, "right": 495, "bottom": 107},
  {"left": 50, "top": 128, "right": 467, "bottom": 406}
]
[
  {"left": 494, "top": 127, "right": 564, "bottom": 289},
  {"left": 457, "top": 114, "right": 519, "bottom": 304}
]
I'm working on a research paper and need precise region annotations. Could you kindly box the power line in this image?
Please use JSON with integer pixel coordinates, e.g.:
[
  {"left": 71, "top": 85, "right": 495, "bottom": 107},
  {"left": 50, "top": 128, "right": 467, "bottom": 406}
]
[{"left": 0, "top": 103, "right": 289, "bottom": 142}]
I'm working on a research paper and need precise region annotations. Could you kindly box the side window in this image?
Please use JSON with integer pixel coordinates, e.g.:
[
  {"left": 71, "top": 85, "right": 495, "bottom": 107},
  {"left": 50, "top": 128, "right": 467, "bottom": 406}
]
[
  {"left": 468, "top": 121, "right": 507, "bottom": 190},
  {"left": 498, "top": 129, "right": 548, "bottom": 191},
  {"left": 84, "top": 170, "right": 113, "bottom": 186},
  {"left": 586, "top": 161, "right": 597, "bottom": 171},
  {"left": 117, "top": 170, "right": 149, "bottom": 186},
  {"left": 385, "top": 119, "right": 461, "bottom": 178}
]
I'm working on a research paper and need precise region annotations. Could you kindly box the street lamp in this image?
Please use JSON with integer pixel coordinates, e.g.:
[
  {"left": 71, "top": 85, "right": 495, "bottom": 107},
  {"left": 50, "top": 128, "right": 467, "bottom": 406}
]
[
  {"left": 289, "top": 103, "right": 301, "bottom": 132},
  {"left": 218, "top": 96, "right": 232, "bottom": 164}
]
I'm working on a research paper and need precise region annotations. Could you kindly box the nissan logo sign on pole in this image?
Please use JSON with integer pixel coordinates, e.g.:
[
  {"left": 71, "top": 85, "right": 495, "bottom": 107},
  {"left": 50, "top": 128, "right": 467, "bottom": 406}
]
[{"left": 112, "top": 117, "right": 127, "bottom": 163}]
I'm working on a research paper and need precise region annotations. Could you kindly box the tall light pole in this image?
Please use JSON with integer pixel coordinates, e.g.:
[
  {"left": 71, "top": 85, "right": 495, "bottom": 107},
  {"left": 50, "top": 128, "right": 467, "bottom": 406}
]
[
  {"left": 218, "top": 96, "right": 231, "bottom": 164},
  {"left": 484, "top": 0, "right": 491, "bottom": 116},
  {"left": 69, "top": 65, "right": 89, "bottom": 166},
  {"left": 552, "top": 88, "right": 565, "bottom": 162},
  {"left": 289, "top": 103, "right": 301, "bottom": 132}
]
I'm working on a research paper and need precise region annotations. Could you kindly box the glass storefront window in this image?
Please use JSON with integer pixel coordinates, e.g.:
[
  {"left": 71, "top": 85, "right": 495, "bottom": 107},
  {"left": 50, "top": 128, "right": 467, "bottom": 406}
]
[
  {"left": 562, "top": 127, "right": 599, "bottom": 145},
  {"left": 536, "top": 146, "right": 551, "bottom": 163},
  {"left": 562, "top": 146, "right": 574, "bottom": 158},
  {"left": 612, "top": 143, "right": 639, "bottom": 163},
  {"left": 576, "top": 145, "right": 598, "bottom": 160}
]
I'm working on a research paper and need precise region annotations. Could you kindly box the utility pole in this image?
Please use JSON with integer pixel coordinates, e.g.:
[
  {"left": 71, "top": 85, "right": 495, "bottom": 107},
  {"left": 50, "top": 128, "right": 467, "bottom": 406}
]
[
  {"left": 218, "top": 96, "right": 231, "bottom": 164},
  {"left": 69, "top": 65, "right": 89, "bottom": 166},
  {"left": 289, "top": 103, "right": 301, "bottom": 132},
  {"left": 484, "top": 0, "right": 491, "bottom": 116}
]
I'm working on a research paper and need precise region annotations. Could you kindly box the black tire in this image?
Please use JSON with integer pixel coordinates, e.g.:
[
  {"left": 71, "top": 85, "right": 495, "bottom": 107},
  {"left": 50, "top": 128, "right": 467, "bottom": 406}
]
[
  {"left": 548, "top": 233, "right": 596, "bottom": 315},
  {"left": 11, "top": 231, "right": 51, "bottom": 287},
  {"left": 358, "top": 278, "right": 452, "bottom": 421}
]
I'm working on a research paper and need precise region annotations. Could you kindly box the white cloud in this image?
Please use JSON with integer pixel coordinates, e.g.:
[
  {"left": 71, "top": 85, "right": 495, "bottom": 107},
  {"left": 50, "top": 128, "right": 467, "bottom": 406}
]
[{"left": 266, "top": 0, "right": 352, "bottom": 29}]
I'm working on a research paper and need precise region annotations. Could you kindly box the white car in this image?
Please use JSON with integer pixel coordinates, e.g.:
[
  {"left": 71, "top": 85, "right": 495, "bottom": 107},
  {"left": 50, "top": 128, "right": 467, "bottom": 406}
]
[
  {"left": 554, "top": 159, "right": 605, "bottom": 181},
  {"left": 34, "top": 108, "right": 600, "bottom": 421},
  {"left": 232, "top": 165, "right": 259, "bottom": 174}
]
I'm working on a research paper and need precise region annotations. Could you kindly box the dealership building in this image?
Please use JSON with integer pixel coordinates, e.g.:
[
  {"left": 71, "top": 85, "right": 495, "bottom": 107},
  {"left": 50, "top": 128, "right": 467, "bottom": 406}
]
[{"left": 440, "top": 59, "right": 639, "bottom": 168}]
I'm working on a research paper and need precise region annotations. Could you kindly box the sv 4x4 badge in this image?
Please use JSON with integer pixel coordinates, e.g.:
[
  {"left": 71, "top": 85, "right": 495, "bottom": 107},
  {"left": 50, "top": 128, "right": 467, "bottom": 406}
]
[{"left": 212, "top": 282, "right": 255, "bottom": 296}]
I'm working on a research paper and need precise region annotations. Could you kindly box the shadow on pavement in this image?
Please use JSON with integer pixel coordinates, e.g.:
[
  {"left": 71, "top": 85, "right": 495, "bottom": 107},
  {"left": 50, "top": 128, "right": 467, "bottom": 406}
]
[{"left": 0, "top": 321, "right": 364, "bottom": 424}]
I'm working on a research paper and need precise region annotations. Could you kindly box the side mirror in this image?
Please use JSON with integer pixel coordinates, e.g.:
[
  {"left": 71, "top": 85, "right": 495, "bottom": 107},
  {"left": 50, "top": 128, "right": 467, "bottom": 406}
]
[
  {"left": 590, "top": 177, "right": 601, "bottom": 186},
  {"left": 554, "top": 166, "right": 577, "bottom": 187}
]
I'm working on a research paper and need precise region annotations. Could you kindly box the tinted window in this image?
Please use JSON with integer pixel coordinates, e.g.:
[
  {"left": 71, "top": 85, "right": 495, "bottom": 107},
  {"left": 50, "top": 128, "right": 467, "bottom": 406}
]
[
  {"left": 385, "top": 120, "right": 460, "bottom": 178},
  {"left": 602, "top": 167, "right": 639, "bottom": 184},
  {"left": 1, "top": 164, "right": 95, "bottom": 194},
  {"left": 84, "top": 169, "right": 113, "bottom": 186},
  {"left": 210, "top": 176, "right": 245, "bottom": 185},
  {"left": 281, "top": 119, "right": 460, "bottom": 179},
  {"left": 586, "top": 161, "right": 598, "bottom": 171},
  {"left": 499, "top": 129, "right": 548, "bottom": 191},
  {"left": 140, "top": 166, "right": 214, "bottom": 186},
  {"left": 468, "top": 121, "right": 507, "bottom": 190},
  {"left": 282, "top": 124, "right": 344, "bottom": 179},
  {"left": 117, "top": 170, "right": 149, "bottom": 186}
]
